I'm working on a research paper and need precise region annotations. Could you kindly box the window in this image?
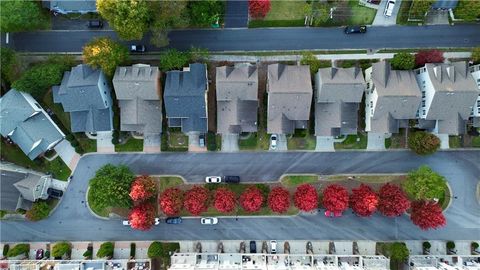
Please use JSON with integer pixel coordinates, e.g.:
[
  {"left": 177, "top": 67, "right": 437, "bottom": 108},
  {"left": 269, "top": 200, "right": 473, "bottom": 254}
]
[
  {"left": 423, "top": 110, "right": 426, "bottom": 115},
  {"left": 104, "top": 101, "right": 108, "bottom": 106},
  {"left": 422, "top": 91, "right": 425, "bottom": 98},
  {"left": 422, "top": 100, "right": 425, "bottom": 106},
  {"left": 370, "top": 101, "right": 373, "bottom": 107}
]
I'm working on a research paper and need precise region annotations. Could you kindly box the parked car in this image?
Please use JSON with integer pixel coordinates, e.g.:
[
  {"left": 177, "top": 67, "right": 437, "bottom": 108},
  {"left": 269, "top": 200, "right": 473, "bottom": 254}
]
[
  {"left": 201, "top": 217, "right": 218, "bottom": 225},
  {"left": 130, "top": 45, "right": 146, "bottom": 53},
  {"left": 122, "top": 220, "right": 131, "bottom": 226},
  {"left": 199, "top": 134, "right": 205, "bottom": 148},
  {"left": 87, "top": 20, "right": 103, "bottom": 29},
  {"left": 270, "top": 240, "right": 277, "bottom": 254},
  {"left": 384, "top": 0, "right": 396, "bottom": 17},
  {"left": 224, "top": 175, "right": 240, "bottom": 183},
  {"left": 249, "top": 241, "right": 257, "bottom": 253},
  {"left": 205, "top": 176, "right": 222, "bottom": 183},
  {"left": 36, "top": 249, "right": 44, "bottom": 260},
  {"left": 47, "top": 188, "right": 63, "bottom": 199},
  {"left": 344, "top": 25, "right": 367, "bottom": 34},
  {"left": 154, "top": 217, "right": 160, "bottom": 225},
  {"left": 270, "top": 134, "right": 277, "bottom": 149},
  {"left": 166, "top": 217, "right": 182, "bottom": 224}
]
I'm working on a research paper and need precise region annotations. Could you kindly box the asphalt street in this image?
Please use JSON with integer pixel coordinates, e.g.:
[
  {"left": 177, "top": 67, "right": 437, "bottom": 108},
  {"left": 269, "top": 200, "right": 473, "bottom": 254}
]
[
  {"left": 5, "top": 25, "right": 480, "bottom": 52},
  {"left": 1, "top": 151, "right": 479, "bottom": 242}
]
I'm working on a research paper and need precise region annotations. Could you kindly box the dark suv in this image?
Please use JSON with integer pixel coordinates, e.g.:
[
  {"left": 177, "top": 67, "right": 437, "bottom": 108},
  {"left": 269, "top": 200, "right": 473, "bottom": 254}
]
[
  {"left": 344, "top": 25, "right": 367, "bottom": 34},
  {"left": 249, "top": 241, "right": 256, "bottom": 253},
  {"left": 88, "top": 20, "right": 103, "bottom": 29},
  {"left": 224, "top": 175, "right": 240, "bottom": 183},
  {"left": 47, "top": 188, "right": 63, "bottom": 198}
]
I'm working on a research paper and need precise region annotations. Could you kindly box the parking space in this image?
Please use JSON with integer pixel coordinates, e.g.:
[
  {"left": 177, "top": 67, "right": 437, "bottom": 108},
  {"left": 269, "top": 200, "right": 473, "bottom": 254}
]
[
  {"left": 315, "top": 136, "right": 335, "bottom": 152},
  {"left": 143, "top": 133, "right": 161, "bottom": 153},
  {"left": 366, "top": 132, "right": 386, "bottom": 150},
  {"left": 221, "top": 134, "right": 239, "bottom": 152},
  {"left": 188, "top": 132, "right": 207, "bottom": 152},
  {"left": 372, "top": 0, "right": 402, "bottom": 26},
  {"left": 54, "top": 139, "right": 80, "bottom": 170},
  {"left": 96, "top": 131, "right": 115, "bottom": 153},
  {"left": 271, "top": 134, "right": 287, "bottom": 151}
]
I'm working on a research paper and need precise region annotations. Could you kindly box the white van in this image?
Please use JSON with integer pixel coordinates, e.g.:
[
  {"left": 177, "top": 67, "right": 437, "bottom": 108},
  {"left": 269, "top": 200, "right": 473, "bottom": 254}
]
[{"left": 384, "top": 0, "right": 396, "bottom": 17}]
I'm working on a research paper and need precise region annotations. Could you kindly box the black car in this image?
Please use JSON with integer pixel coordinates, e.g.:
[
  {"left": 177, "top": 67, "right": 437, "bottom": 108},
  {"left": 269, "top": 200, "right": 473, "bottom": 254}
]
[
  {"left": 88, "top": 20, "right": 103, "bottom": 29},
  {"left": 344, "top": 25, "right": 367, "bottom": 34},
  {"left": 130, "top": 45, "right": 146, "bottom": 53},
  {"left": 249, "top": 241, "right": 256, "bottom": 253},
  {"left": 166, "top": 217, "right": 182, "bottom": 224},
  {"left": 224, "top": 175, "right": 240, "bottom": 183},
  {"left": 47, "top": 188, "right": 63, "bottom": 198}
]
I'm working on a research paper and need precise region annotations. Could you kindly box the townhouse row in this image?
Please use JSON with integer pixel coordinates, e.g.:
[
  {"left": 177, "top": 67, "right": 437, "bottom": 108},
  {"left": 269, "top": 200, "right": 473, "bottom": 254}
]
[{"left": 1, "top": 61, "right": 480, "bottom": 159}]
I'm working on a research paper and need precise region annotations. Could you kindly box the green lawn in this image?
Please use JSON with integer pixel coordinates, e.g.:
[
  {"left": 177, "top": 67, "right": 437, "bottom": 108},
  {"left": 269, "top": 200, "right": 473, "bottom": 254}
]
[
  {"left": 281, "top": 175, "right": 318, "bottom": 187},
  {"left": 325, "top": 174, "right": 405, "bottom": 183},
  {"left": 239, "top": 132, "right": 270, "bottom": 151},
  {"left": 472, "top": 136, "right": 480, "bottom": 147},
  {"left": 155, "top": 176, "right": 185, "bottom": 192},
  {"left": 115, "top": 137, "right": 143, "bottom": 152},
  {"left": 347, "top": 0, "right": 376, "bottom": 25},
  {"left": 287, "top": 135, "right": 316, "bottom": 150},
  {"left": 87, "top": 189, "right": 109, "bottom": 217},
  {"left": 449, "top": 136, "right": 462, "bottom": 148},
  {"left": 249, "top": 1, "right": 307, "bottom": 28},
  {"left": 334, "top": 133, "right": 368, "bottom": 149},
  {"left": 1, "top": 140, "right": 71, "bottom": 181},
  {"left": 396, "top": 0, "right": 413, "bottom": 24},
  {"left": 168, "top": 132, "right": 188, "bottom": 149}
]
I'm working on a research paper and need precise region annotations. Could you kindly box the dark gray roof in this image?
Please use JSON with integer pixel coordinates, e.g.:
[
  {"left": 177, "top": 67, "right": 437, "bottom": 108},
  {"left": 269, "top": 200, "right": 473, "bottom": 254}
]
[
  {"left": 44, "top": 0, "right": 97, "bottom": 14},
  {"left": 113, "top": 65, "right": 162, "bottom": 134},
  {"left": 216, "top": 64, "right": 259, "bottom": 134},
  {"left": 315, "top": 101, "right": 358, "bottom": 136},
  {"left": 53, "top": 64, "right": 113, "bottom": 133},
  {"left": 0, "top": 90, "right": 65, "bottom": 160},
  {"left": 164, "top": 63, "right": 208, "bottom": 133}
]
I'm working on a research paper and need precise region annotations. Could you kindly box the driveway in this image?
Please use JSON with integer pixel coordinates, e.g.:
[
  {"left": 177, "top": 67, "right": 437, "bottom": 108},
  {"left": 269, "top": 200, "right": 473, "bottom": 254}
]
[
  {"left": 96, "top": 131, "right": 114, "bottom": 153},
  {"left": 367, "top": 133, "right": 386, "bottom": 150},
  {"left": 315, "top": 136, "right": 335, "bottom": 152},
  {"left": 188, "top": 132, "right": 206, "bottom": 152},
  {"left": 271, "top": 134, "right": 287, "bottom": 151},
  {"left": 372, "top": 0, "right": 402, "bottom": 26},
  {"left": 221, "top": 134, "right": 239, "bottom": 152},
  {"left": 143, "top": 133, "right": 161, "bottom": 153},
  {"left": 437, "top": 133, "right": 450, "bottom": 149},
  {"left": 1, "top": 151, "right": 479, "bottom": 242},
  {"left": 224, "top": 0, "right": 249, "bottom": 28},
  {"left": 54, "top": 140, "right": 80, "bottom": 170}
]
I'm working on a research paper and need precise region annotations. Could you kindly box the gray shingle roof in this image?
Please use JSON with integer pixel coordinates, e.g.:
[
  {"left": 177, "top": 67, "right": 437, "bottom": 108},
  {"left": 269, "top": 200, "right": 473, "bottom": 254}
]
[
  {"left": 315, "top": 67, "right": 365, "bottom": 136},
  {"left": 216, "top": 64, "right": 259, "bottom": 134},
  {"left": 113, "top": 65, "right": 162, "bottom": 134},
  {"left": 267, "top": 64, "right": 312, "bottom": 134},
  {"left": 53, "top": 64, "right": 113, "bottom": 133},
  {"left": 45, "top": 0, "right": 97, "bottom": 14},
  {"left": 164, "top": 63, "right": 208, "bottom": 133},
  {"left": 419, "top": 62, "right": 479, "bottom": 135},
  {"left": 368, "top": 61, "right": 421, "bottom": 134},
  {"left": 0, "top": 90, "right": 65, "bottom": 160}
]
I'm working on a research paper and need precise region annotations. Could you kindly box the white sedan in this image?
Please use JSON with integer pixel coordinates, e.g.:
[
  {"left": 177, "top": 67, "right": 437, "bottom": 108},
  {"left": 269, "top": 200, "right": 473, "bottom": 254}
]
[
  {"left": 205, "top": 176, "right": 222, "bottom": 183},
  {"left": 123, "top": 218, "right": 160, "bottom": 226},
  {"left": 201, "top": 217, "right": 218, "bottom": 225}
]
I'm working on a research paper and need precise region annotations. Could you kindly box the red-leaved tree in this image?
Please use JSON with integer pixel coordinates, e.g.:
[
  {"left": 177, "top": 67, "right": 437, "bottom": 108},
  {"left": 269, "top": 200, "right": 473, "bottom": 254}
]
[
  {"left": 267, "top": 187, "right": 290, "bottom": 213},
  {"left": 214, "top": 187, "right": 236, "bottom": 213},
  {"left": 349, "top": 184, "right": 379, "bottom": 217},
  {"left": 415, "top": 50, "right": 444, "bottom": 67},
  {"left": 239, "top": 187, "right": 264, "bottom": 212},
  {"left": 129, "top": 175, "right": 157, "bottom": 202},
  {"left": 410, "top": 200, "right": 446, "bottom": 230},
  {"left": 322, "top": 184, "right": 349, "bottom": 213},
  {"left": 129, "top": 203, "right": 156, "bottom": 231},
  {"left": 159, "top": 187, "right": 184, "bottom": 216},
  {"left": 294, "top": 184, "right": 318, "bottom": 212},
  {"left": 249, "top": 0, "right": 271, "bottom": 19},
  {"left": 378, "top": 183, "right": 411, "bottom": 217},
  {"left": 184, "top": 186, "right": 210, "bottom": 216}
]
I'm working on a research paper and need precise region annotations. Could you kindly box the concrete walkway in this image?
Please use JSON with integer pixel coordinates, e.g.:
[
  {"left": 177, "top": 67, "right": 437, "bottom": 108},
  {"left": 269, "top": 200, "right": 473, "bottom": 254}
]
[
  {"left": 372, "top": 0, "right": 402, "bottom": 26},
  {"left": 438, "top": 133, "right": 450, "bottom": 149},
  {"left": 54, "top": 140, "right": 80, "bottom": 170},
  {"left": 96, "top": 131, "right": 115, "bottom": 153}
]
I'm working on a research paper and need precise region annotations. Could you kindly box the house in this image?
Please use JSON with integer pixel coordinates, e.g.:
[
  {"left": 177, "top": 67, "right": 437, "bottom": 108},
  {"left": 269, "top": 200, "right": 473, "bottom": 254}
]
[
  {"left": 468, "top": 64, "right": 480, "bottom": 128},
  {"left": 42, "top": 0, "right": 97, "bottom": 15},
  {"left": 164, "top": 63, "right": 208, "bottom": 133},
  {"left": 0, "top": 89, "right": 64, "bottom": 160},
  {"left": 0, "top": 163, "right": 53, "bottom": 211},
  {"left": 267, "top": 64, "right": 313, "bottom": 135},
  {"left": 216, "top": 63, "right": 259, "bottom": 134},
  {"left": 113, "top": 64, "right": 162, "bottom": 135},
  {"left": 53, "top": 64, "right": 113, "bottom": 133},
  {"left": 314, "top": 67, "right": 366, "bottom": 137},
  {"left": 365, "top": 61, "right": 421, "bottom": 134},
  {"left": 414, "top": 61, "right": 479, "bottom": 135}
]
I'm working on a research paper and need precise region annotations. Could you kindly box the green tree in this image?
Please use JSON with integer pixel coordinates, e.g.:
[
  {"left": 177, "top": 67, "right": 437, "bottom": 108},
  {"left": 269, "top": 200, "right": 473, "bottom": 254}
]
[
  {"left": 51, "top": 242, "right": 71, "bottom": 258},
  {"left": 408, "top": 131, "right": 440, "bottom": 155},
  {"left": 409, "top": 0, "right": 435, "bottom": 19},
  {"left": 472, "top": 47, "right": 480, "bottom": 64},
  {"left": 25, "top": 201, "right": 51, "bottom": 221},
  {"left": 12, "top": 63, "right": 68, "bottom": 99},
  {"left": 82, "top": 37, "right": 129, "bottom": 76},
  {"left": 0, "top": 0, "right": 50, "bottom": 32},
  {"left": 1, "top": 47, "right": 18, "bottom": 87},
  {"left": 149, "top": 1, "right": 189, "bottom": 47},
  {"left": 188, "top": 0, "right": 224, "bottom": 26},
  {"left": 96, "top": 242, "right": 114, "bottom": 258},
  {"left": 403, "top": 165, "right": 447, "bottom": 201},
  {"left": 159, "top": 49, "right": 190, "bottom": 71},
  {"left": 89, "top": 164, "right": 135, "bottom": 212},
  {"left": 189, "top": 47, "right": 210, "bottom": 63},
  {"left": 147, "top": 242, "right": 165, "bottom": 259},
  {"left": 97, "top": 0, "right": 150, "bottom": 40},
  {"left": 454, "top": 0, "right": 480, "bottom": 21},
  {"left": 6, "top": 244, "right": 29, "bottom": 258},
  {"left": 391, "top": 52, "right": 415, "bottom": 70},
  {"left": 312, "top": 3, "right": 330, "bottom": 26},
  {"left": 389, "top": 242, "right": 409, "bottom": 261},
  {"left": 300, "top": 51, "right": 330, "bottom": 75}
]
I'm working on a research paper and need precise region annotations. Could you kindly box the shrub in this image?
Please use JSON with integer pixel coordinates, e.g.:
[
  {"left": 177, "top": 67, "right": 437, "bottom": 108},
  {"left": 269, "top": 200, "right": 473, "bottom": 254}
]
[
  {"left": 391, "top": 52, "right": 415, "bottom": 70},
  {"left": 160, "top": 49, "right": 190, "bottom": 72},
  {"left": 239, "top": 187, "right": 264, "bottom": 212},
  {"left": 74, "top": 146, "right": 83, "bottom": 154},
  {"left": 96, "top": 242, "right": 114, "bottom": 258},
  {"left": 300, "top": 51, "right": 329, "bottom": 75},
  {"left": 249, "top": 0, "right": 271, "bottom": 18},
  {"left": 44, "top": 250, "right": 50, "bottom": 259},
  {"left": 12, "top": 62, "right": 68, "bottom": 99},
  {"left": 403, "top": 165, "right": 447, "bottom": 201},
  {"left": 71, "top": 140, "right": 79, "bottom": 147},
  {"left": 389, "top": 242, "right": 409, "bottom": 262},
  {"left": 293, "top": 184, "right": 318, "bottom": 212},
  {"left": 267, "top": 187, "right": 291, "bottom": 213},
  {"left": 159, "top": 188, "right": 184, "bottom": 216},
  {"left": 378, "top": 183, "right": 411, "bottom": 217},
  {"left": 349, "top": 184, "right": 379, "bottom": 217},
  {"left": 415, "top": 49, "right": 444, "bottom": 67},
  {"left": 129, "top": 175, "right": 157, "bottom": 202},
  {"left": 213, "top": 187, "right": 236, "bottom": 213},
  {"left": 408, "top": 131, "right": 440, "bottom": 155},
  {"left": 322, "top": 184, "right": 349, "bottom": 213},
  {"left": 65, "top": 134, "right": 74, "bottom": 141},
  {"left": 184, "top": 186, "right": 210, "bottom": 215},
  {"left": 473, "top": 47, "right": 480, "bottom": 64},
  {"left": 1, "top": 47, "right": 18, "bottom": 85},
  {"left": 207, "top": 132, "right": 217, "bottom": 151},
  {"left": 410, "top": 200, "right": 446, "bottom": 230},
  {"left": 189, "top": 47, "right": 210, "bottom": 62},
  {"left": 472, "top": 242, "right": 479, "bottom": 250},
  {"left": 130, "top": 243, "right": 136, "bottom": 258},
  {"left": 423, "top": 242, "right": 431, "bottom": 249},
  {"left": 25, "top": 201, "right": 51, "bottom": 221},
  {"left": 148, "top": 241, "right": 165, "bottom": 259},
  {"left": 2, "top": 244, "right": 9, "bottom": 257},
  {"left": 51, "top": 242, "right": 71, "bottom": 258},
  {"left": 129, "top": 203, "right": 156, "bottom": 231},
  {"left": 446, "top": 241, "right": 455, "bottom": 250},
  {"left": 6, "top": 244, "right": 29, "bottom": 258},
  {"left": 83, "top": 249, "right": 92, "bottom": 259}
]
